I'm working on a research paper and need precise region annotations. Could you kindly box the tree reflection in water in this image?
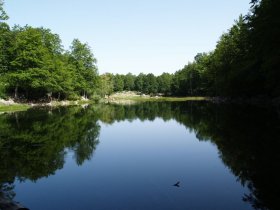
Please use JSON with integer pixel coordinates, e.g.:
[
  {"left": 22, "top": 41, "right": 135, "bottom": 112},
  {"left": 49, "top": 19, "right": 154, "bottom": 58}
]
[
  {"left": 0, "top": 106, "right": 100, "bottom": 209},
  {"left": 96, "top": 102, "right": 280, "bottom": 210},
  {"left": 0, "top": 102, "right": 279, "bottom": 210}
]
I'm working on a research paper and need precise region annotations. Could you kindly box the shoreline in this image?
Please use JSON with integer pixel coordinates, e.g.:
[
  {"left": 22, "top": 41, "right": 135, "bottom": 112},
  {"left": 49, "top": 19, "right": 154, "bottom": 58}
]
[
  {"left": 103, "top": 96, "right": 208, "bottom": 104},
  {"left": 0, "top": 98, "right": 92, "bottom": 113},
  {"left": 104, "top": 95, "right": 280, "bottom": 107},
  {"left": 103, "top": 91, "right": 209, "bottom": 104},
  {"left": 1, "top": 95, "right": 279, "bottom": 113}
]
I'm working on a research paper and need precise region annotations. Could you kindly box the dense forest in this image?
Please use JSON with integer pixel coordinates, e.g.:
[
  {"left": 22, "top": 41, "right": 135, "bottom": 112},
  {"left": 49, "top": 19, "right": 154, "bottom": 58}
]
[
  {"left": 1, "top": 0, "right": 279, "bottom": 101},
  {"left": 0, "top": 0, "right": 99, "bottom": 101},
  {"left": 101, "top": 0, "right": 280, "bottom": 98}
]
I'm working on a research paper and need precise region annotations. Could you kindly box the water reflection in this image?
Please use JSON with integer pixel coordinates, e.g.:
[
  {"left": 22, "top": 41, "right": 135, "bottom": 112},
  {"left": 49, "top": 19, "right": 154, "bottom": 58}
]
[
  {"left": 0, "top": 107, "right": 100, "bottom": 209},
  {"left": 0, "top": 102, "right": 279, "bottom": 210},
  {"left": 96, "top": 102, "right": 280, "bottom": 210}
]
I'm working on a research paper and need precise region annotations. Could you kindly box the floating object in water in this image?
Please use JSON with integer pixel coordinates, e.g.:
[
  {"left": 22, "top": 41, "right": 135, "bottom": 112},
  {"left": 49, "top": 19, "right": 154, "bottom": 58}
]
[{"left": 173, "top": 181, "right": 180, "bottom": 187}]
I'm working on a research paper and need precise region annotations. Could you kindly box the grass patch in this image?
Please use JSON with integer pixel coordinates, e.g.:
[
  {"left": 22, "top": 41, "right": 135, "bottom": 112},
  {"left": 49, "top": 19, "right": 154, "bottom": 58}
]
[
  {"left": 49, "top": 99, "right": 94, "bottom": 107},
  {"left": 109, "top": 96, "right": 208, "bottom": 102},
  {"left": 0, "top": 104, "right": 30, "bottom": 112}
]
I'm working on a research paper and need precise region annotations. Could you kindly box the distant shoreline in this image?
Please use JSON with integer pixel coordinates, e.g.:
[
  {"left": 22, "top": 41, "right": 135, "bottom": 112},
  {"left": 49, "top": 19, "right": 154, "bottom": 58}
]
[
  {"left": 1, "top": 94, "right": 279, "bottom": 113},
  {"left": 103, "top": 91, "right": 280, "bottom": 106}
]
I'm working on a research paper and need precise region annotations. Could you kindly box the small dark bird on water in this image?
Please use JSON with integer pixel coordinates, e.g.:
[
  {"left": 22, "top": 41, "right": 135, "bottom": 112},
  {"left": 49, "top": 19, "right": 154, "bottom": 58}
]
[{"left": 173, "top": 181, "right": 180, "bottom": 187}]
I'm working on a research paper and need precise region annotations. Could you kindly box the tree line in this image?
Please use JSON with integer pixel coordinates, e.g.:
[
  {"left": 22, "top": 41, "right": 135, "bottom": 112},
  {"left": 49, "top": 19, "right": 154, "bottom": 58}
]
[
  {"left": 100, "top": 0, "right": 280, "bottom": 98},
  {"left": 0, "top": 0, "right": 99, "bottom": 101},
  {"left": 171, "top": 0, "right": 279, "bottom": 98},
  {"left": 98, "top": 72, "right": 173, "bottom": 96},
  {"left": 1, "top": 0, "right": 279, "bottom": 100}
]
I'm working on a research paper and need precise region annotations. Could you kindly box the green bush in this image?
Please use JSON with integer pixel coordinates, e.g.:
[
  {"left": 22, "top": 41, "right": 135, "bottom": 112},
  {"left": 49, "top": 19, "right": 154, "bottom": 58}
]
[
  {"left": 67, "top": 93, "right": 80, "bottom": 101},
  {"left": 0, "top": 81, "right": 7, "bottom": 99}
]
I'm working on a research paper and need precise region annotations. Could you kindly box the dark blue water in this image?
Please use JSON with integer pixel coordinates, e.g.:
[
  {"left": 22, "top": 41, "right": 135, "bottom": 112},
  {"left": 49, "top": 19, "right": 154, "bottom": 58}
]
[{"left": 1, "top": 102, "right": 279, "bottom": 210}]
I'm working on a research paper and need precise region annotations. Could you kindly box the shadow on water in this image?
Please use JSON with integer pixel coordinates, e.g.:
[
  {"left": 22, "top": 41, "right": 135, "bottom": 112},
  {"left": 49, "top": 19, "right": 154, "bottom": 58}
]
[{"left": 0, "top": 102, "right": 279, "bottom": 210}]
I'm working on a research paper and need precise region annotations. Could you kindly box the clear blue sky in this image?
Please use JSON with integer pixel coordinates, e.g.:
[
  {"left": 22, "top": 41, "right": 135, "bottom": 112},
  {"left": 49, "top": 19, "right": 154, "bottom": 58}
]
[{"left": 5, "top": 0, "right": 250, "bottom": 75}]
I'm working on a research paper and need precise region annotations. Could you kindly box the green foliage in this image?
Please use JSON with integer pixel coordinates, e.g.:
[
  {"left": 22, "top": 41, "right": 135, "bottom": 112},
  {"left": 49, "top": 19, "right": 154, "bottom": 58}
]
[
  {"left": 160, "top": 0, "right": 280, "bottom": 98},
  {"left": 0, "top": 0, "right": 279, "bottom": 100},
  {"left": 0, "top": 80, "right": 6, "bottom": 98},
  {"left": 113, "top": 74, "right": 124, "bottom": 92},
  {"left": 68, "top": 39, "right": 98, "bottom": 98},
  {"left": 0, "top": 2, "right": 100, "bottom": 101},
  {"left": 107, "top": 0, "right": 279, "bottom": 99},
  {"left": 0, "top": 22, "right": 10, "bottom": 74},
  {"left": 157, "top": 73, "right": 172, "bottom": 95},
  {"left": 123, "top": 73, "right": 135, "bottom": 91},
  {"left": 143, "top": 73, "right": 158, "bottom": 95},
  {"left": 109, "top": 73, "right": 163, "bottom": 96},
  {"left": 0, "top": 0, "right": 8, "bottom": 21},
  {"left": 0, "top": 25, "right": 99, "bottom": 100},
  {"left": 98, "top": 73, "right": 114, "bottom": 97},
  {"left": 135, "top": 73, "right": 145, "bottom": 92},
  {"left": 248, "top": 0, "right": 280, "bottom": 96}
]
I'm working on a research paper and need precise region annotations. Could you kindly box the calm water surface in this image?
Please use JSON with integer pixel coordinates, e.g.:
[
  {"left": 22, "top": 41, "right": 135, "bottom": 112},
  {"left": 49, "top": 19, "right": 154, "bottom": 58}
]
[{"left": 0, "top": 102, "right": 279, "bottom": 210}]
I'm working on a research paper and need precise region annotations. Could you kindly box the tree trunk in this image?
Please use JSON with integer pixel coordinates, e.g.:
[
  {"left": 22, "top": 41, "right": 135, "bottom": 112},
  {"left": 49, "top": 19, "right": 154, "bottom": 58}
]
[
  {"left": 14, "top": 85, "right": 18, "bottom": 99},
  {"left": 25, "top": 90, "right": 28, "bottom": 101},
  {"left": 83, "top": 90, "right": 86, "bottom": 99},
  {"left": 47, "top": 92, "right": 52, "bottom": 102}
]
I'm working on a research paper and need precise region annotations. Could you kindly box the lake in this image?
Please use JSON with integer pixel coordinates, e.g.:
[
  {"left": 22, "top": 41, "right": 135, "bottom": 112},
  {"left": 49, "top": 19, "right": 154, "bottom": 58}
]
[{"left": 0, "top": 102, "right": 279, "bottom": 210}]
